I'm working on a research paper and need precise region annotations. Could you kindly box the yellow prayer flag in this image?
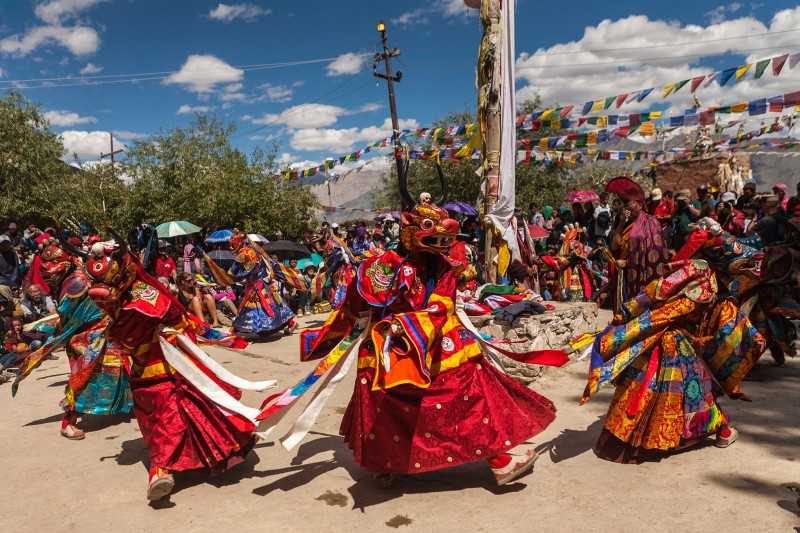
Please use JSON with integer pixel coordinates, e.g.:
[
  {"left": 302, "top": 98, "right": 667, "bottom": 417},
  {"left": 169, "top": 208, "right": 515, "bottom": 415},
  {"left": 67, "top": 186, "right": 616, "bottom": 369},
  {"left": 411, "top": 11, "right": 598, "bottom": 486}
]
[
  {"left": 731, "top": 102, "right": 748, "bottom": 113},
  {"left": 650, "top": 111, "right": 662, "bottom": 119},
  {"left": 539, "top": 137, "right": 548, "bottom": 149},
  {"left": 795, "top": 104, "right": 800, "bottom": 112},
  {"left": 549, "top": 118, "right": 560, "bottom": 129},
  {"left": 455, "top": 144, "right": 472, "bottom": 158},
  {"left": 587, "top": 131, "right": 598, "bottom": 145},
  {"left": 639, "top": 122, "right": 655, "bottom": 136},
  {"left": 662, "top": 83, "right": 675, "bottom": 98},
  {"left": 540, "top": 108, "right": 555, "bottom": 120},
  {"left": 597, "top": 116, "right": 608, "bottom": 128},
  {"left": 591, "top": 100, "right": 603, "bottom": 112},
  {"left": 735, "top": 64, "right": 751, "bottom": 81}
]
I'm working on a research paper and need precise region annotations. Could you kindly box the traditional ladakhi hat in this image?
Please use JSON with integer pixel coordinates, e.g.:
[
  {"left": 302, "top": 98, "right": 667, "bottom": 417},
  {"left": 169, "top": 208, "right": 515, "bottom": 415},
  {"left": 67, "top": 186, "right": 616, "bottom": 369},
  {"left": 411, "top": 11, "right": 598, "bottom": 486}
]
[
  {"left": 720, "top": 191, "right": 737, "bottom": 203},
  {"left": 605, "top": 176, "right": 645, "bottom": 205}
]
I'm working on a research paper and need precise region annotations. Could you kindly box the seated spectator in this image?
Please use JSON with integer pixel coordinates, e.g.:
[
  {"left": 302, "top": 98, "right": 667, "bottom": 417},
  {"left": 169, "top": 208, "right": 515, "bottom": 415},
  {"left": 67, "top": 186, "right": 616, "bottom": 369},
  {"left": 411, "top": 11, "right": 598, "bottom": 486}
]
[
  {"left": 0, "top": 235, "right": 19, "bottom": 307},
  {"left": 177, "top": 273, "right": 220, "bottom": 327},
  {"left": 20, "top": 284, "right": 55, "bottom": 321}
]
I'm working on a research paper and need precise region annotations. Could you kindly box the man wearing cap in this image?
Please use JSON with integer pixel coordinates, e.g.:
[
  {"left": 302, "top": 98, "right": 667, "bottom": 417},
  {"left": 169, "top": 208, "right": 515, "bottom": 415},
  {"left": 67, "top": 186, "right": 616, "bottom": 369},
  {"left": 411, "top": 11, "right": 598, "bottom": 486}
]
[
  {"left": 671, "top": 189, "right": 695, "bottom": 249},
  {"left": 716, "top": 191, "right": 745, "bottom": 236}
]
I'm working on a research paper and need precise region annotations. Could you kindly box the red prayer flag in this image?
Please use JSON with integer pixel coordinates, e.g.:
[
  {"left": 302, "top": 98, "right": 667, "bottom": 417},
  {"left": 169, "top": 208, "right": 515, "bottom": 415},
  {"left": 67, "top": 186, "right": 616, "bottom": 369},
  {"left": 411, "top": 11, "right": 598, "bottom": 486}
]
[
  {"left": 773, "top": 54, "right": 789, "bottom": 76},
  {"left": 699, "top": 110, "right": 715, "bottom": 125},
  {"left": 614, "top": 94, "right": 628, "bottom": 108},
  {"left": 784, "top": 91, "right": 800, "bottom": 107},
  {"left": 560, "top": 105, "right": 574, "bottom": 118},
  {"left": 690, "top": 76, "right": 705, "bottom": 93}
]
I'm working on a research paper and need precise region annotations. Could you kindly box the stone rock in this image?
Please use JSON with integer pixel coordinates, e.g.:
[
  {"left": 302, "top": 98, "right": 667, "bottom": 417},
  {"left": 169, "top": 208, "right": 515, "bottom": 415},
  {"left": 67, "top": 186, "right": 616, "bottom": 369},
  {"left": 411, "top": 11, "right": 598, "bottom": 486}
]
[{"left": 472, "top": 301, "right": 604, "bottom": 385}]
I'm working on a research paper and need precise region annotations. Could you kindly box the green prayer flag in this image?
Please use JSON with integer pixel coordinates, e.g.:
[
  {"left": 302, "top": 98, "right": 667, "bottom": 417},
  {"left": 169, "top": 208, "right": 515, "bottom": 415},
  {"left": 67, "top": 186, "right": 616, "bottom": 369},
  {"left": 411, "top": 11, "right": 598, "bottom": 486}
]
[
  {"left": 754, "top": 59, "right": 770, "bottom": 79},
  {"left": 604, "top": 96, "right": 615, "bottom": 109}
]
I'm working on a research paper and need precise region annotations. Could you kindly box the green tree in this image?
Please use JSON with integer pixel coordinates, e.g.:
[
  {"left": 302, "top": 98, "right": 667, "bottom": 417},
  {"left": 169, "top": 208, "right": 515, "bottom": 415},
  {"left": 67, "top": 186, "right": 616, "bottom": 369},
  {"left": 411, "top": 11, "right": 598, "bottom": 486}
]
[
  {"left": 0, "top": 92, "right": 71, "bottom": 222},
  {"left": 121, "top": 116, "right": 317, "bottom": 236}
]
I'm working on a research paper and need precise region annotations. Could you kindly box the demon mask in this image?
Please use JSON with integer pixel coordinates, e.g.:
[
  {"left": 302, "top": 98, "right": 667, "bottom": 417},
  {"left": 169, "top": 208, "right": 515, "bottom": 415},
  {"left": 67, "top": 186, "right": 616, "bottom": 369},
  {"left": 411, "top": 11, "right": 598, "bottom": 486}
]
[{"left": 84, "top": 237, "right": 137, "bottom": 312}]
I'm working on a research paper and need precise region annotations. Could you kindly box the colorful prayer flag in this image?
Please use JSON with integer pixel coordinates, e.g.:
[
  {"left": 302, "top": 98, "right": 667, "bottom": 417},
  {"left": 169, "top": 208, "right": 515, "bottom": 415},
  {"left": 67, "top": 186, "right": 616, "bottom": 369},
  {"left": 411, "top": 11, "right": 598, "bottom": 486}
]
[
  {"left": 636, "top": 88, "right": 653, "bottom": 102},
  {"left": 690, "top": 76, "right": 705, "bottom": 93},
  {"left": 614, "top": 94, "right": 627, "bottom": 108},
  {"left": 673, "top": 79, "right": 689, "bottom": 94},
  {"left": 662, "top": 83, "right": 675, "bottom": 98}
]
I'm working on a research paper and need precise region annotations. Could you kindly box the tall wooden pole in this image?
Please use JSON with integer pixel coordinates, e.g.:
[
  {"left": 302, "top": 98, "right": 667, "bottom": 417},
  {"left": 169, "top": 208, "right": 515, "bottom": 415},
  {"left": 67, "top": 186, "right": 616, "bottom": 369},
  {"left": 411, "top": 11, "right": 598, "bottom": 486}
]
[
  {"left": 477, "top": 0, "right": 502, "bottom": 283},
  {"left": 373, "top": 22, "right": 404, "bottom": 182}
]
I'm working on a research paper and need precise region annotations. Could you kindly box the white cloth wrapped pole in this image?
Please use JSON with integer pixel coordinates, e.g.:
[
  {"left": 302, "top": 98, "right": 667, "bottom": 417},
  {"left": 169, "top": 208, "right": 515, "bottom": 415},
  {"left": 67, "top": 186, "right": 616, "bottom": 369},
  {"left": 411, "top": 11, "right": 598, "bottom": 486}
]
[{"left": 487, "top": 0, "right": 521, "bottom": 262}]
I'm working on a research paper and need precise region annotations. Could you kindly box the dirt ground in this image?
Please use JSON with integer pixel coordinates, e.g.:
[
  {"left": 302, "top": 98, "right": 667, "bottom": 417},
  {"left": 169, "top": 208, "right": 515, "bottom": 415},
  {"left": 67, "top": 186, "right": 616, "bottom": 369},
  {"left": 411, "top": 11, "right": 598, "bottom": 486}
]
[{"left": 1, "top": 313, "right": 798, "bottom": 533}]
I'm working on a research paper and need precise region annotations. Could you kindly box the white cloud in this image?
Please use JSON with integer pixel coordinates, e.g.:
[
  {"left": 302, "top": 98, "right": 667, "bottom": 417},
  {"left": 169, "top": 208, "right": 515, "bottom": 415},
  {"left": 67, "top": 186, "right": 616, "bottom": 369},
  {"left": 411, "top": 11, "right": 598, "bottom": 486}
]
[
  {"left": 705, "top": 2, "right": 743, "bottom": 24},
  {"left": 359, "top": 102, "right": 383, "bottom": 113},
  {"left": 60, "top": 130, "right": 124, "bottom": 161},
  {"left": 326, "top": 52, "right": 367, "bottom": 76},
  {"left": 208, "top": 3, "right": 270, "bottom": 23},
  {"left": 34, "top": 0, "right": 107, "bottom": 25},
  {"left": 44, "top": 109, "right": 97, "bottom": 127},
  {"left": 261, "top": 83, "right": 294, "bottom": 103},
  {"left": 390, "top": 1, "right": 475, "bottom": 29},
  {"left": 248, "top": 103, "right": 349, "bottom": 129},
  {"left": 515, "top": 9, "right": 800, "bottom": 116},
  {"left": 79, "top": 62, "right": 102, "bottom": 74},
  {"left": 438, "top": 0, "right": 473, "bottom": 18},
  {"left": 177, "top": 104, "right": 214, "bottom": 115},
  {"left": 164, "top": 54, "right": 243, "bottom": 93},
  {"left": 0, "top": 25, "right": 100, "bottom": 56},
  {"left": 290, "top": 117, "right": 419, "bottom": 152},
  {"left": 392, "top": 8, "right": 428, "bottom": 26},
  {"left": 112, "top": 130, "right": 148, "bottom": 141},
  {"left": 277, "top": 152, "right": 319, "bottom": 169}
]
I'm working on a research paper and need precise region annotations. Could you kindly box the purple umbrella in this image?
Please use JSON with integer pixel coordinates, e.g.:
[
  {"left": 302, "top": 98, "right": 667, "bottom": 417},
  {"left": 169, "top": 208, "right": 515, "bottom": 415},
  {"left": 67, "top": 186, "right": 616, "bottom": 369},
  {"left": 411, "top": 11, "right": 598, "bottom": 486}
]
[{"left": 443, "top": 201, "right": 478, "bottom": 217}]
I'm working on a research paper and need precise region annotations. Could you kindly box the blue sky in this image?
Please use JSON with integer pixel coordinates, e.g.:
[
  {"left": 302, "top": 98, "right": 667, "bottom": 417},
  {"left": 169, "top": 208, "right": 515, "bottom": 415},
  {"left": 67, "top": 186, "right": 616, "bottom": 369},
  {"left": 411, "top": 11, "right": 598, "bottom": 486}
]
[{"left": 1, "top": 0, "right": 799, "bottom": 169}]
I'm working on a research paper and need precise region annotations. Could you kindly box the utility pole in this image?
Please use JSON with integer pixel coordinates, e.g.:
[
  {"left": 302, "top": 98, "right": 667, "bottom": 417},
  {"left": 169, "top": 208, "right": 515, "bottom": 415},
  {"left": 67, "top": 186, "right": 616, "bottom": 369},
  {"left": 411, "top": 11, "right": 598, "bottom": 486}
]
[
  {"left": 373, "top": 21, "right": 404, "bottom": 180},
  {"left": 99, "top": 132, "right": 124, "bottom": 180}
]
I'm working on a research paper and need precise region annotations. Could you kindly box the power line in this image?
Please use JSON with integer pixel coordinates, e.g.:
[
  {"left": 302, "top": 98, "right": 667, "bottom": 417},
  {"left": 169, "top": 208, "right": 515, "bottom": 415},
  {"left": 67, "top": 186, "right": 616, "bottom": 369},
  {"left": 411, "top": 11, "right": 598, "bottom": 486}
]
[
  {"left": 0, "top": 54, "right": 372, "bottom": 87},
  {"left": 527, "top": 26, "right": 800, "bottom": 57},
  {"left": 517, "top": 44, "right": 797, "bottom": 70}
]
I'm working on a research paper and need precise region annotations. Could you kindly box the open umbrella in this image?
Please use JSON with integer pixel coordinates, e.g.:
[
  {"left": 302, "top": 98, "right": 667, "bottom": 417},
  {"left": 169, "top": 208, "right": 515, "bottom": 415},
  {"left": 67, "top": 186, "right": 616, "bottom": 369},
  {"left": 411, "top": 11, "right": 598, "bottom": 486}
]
[
  {"left": 207, "top": 249, "right": 235, "bottom": 271},
  {"left": 264, "top": 240, "right": 310, "bottom": 259},
  {"left": 296, "top": 253, "right": 323, "bottom": 270},
  {"left": 567, "top": 191, "right": 599, "bottom": 204},
  {"left": 247, "top": 233, "right": 269, "bottom": 244},
  {"left": 206, "top": 229, "right": 233, "bottom": 244},
  {"left": 443, "top": 201, "right": 479, "bottom": 217},
  {"left": 156, "top": 220, "right": 201, "bottom": 238}
]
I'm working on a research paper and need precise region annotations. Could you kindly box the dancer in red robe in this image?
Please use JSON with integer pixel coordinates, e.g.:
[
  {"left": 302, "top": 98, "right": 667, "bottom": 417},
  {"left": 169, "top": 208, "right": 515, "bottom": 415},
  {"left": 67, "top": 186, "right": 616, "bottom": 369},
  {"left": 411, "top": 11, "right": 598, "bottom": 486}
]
[
  {"left": 260, "top": 177, "right": 568, "bottom": 486},
  {"left": 84, "top": 235, "right": 276, "bottom": 501}
]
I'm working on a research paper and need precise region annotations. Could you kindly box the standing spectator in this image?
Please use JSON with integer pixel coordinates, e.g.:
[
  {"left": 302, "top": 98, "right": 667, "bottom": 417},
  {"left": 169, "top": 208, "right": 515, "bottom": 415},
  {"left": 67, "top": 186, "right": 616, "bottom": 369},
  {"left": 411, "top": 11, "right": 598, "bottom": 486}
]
[
  {"left": 182, "top": 237, "right": 201, "bottom": 275},
  {"left": 750, "top": 195, "right": 786, "bottom": 244},
  {"left": 0, "top": 235, "right": 19, "bottom": 306},
  {"left": 645, "top": 188, "right": 662, "bottom": 215},
  {"left": 671, "top": 189, "right": 695, "bottom": 250},
  {"left": 528, "top": 202, "right": 544, "bottom": 227},
  {"left": 773, "top": 183, "right": 789, "bottom": 214},
  {"left": 593, "top": 193, "right": 613, "bottom": 245},
  {"left": 155, "top": 243, "right": 178, "bottom": 284},
  {"left": 736, "top": 180, "right": 758, "bottom": 211},
  {"left": 786, "top": 181, "right": 800, "bottom": 218}
]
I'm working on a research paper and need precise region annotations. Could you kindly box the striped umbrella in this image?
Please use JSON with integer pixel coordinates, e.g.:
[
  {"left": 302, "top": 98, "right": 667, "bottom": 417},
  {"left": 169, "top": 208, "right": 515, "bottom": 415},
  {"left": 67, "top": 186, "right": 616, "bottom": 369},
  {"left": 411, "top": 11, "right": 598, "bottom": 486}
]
[{"left": 156, "top": 220, "right": 202, "bottom": 238}]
